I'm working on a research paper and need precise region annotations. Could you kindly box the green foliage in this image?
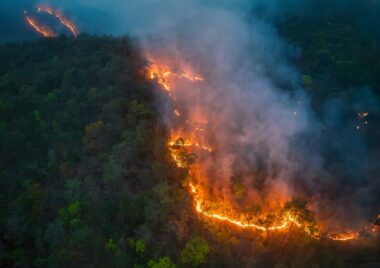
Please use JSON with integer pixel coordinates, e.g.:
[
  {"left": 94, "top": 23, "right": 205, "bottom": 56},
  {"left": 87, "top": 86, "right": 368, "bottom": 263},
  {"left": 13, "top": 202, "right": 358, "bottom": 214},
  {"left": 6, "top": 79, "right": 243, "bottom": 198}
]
[
  {"left": 106, "top": 238, "right": 118, "bottom": 251},
  {"left": 153, "top": 181, "right": 173, "bottom": 206},
  {"left": 45, "top": 92, "right": 57, "bottom": 103},
  {"left": 82, "top": 120, "right": 105, "bottom": 150},
  {"left": 58, "top": 200, "right": 81, "bottom": 221},
  {"left": 279, "top": 15, "right": 380, "bottom": 105},
  {"left": 33, "top": 110, "right": 41, "bottom": 122},
  {"left": 148, "top": 257, "right": 176, "bottom": 268},
  {"left": 135, "top": 239, "right": 146, "bottom": 256},
  {"left": 180, "top": 237, "right": 209, "bottom": 267},
  {"left": 0, "top": 36, "right": 173, "bottom": 267}
]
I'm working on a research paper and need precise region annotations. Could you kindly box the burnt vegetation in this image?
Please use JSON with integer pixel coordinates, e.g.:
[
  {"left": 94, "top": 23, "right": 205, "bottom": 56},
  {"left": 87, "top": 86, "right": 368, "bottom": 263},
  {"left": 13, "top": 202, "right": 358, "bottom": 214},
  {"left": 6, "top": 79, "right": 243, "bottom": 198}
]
[{"left": 0, "top": 15, "right": 380, "bottom": 268}]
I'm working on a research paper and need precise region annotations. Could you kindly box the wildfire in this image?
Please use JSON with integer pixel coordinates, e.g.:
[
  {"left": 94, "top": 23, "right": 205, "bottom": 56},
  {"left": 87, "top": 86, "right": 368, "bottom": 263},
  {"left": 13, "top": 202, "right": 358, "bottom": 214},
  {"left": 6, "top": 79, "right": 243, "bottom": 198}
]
[
  {"left": 169, "top": 134, "right": 213, "bottom": 153},
  {"left": 37, "top": 5, "right": 79, "bottom": 37},
  {"left": 174, "top": 109, "right": 181, "bottom": 117},
  {"left": 366, "top": 224, "right": 379, "bottom": 233},
  {"left": 328, "top": 231, "right": 359, "bottom": 241},
  {"left": 179, "top": 72, "right": 204, "bottom": 82},
  {"left": 166, "top": 129, "right": 317, "bottom": 236},
  {"left": 25, "top": 13, "right": 56, "bottom": 38},
  {"left": 148, "top": 60, "right": 319, "bottom": 237},
  {"left": 147, "top": 59, "right": 378, "bottom": 243},
  {"left": 24, "top": 5, "right": 78, "bottom": 38},
  {"left": 148, "top": 63, "right": 203, "bottom": 92},
  {"left": 148, "top": 64, "right": 172, "bottom": 91},
  {"left": 188, "top": 182, "right": 314, "bottom": 233}
]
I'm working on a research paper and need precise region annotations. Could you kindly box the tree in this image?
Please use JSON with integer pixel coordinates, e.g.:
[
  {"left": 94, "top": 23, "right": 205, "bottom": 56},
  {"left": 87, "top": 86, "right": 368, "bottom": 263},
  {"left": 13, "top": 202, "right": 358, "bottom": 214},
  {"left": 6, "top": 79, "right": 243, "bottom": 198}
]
[
  {"left": 148, "top": 257, "right": 176, "bottom": 268},
  {"left": 180, "top": 237, "right": 209, "bottom": 267},
  {"left": 82, "top": 120, "right": 105, "bottom": 150}
]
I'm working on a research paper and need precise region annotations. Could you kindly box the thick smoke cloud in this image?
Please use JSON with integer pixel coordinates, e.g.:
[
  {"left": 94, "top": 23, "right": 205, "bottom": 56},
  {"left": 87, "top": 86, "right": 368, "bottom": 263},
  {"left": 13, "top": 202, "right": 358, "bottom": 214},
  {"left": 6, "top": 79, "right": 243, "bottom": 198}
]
[
  {"left": 138, "top": 0, "right": 380, "bottom": 228},
  {"left": 141, "top": 5, "right": 313, "bottom": 216},
  {"left": 138, "top": 0, "right": 379, "bottom": 228}
]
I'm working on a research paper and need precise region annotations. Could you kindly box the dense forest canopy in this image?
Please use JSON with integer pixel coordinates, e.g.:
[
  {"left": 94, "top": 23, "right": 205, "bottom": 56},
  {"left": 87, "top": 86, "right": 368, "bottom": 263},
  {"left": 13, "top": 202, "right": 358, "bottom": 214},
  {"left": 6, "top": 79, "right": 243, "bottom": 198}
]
[{"left": 1, "top": 6, "right": 380, "bottom": 268}]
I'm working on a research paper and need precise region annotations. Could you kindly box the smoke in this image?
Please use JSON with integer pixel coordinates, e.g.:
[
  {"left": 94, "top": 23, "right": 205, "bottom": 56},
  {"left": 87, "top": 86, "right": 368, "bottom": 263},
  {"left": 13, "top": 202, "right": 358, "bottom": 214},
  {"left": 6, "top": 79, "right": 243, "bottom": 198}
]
[
  {"left": 137, "top": 0, "right": 380, "bottom": 230},
  {"left": 2, "top": 0, "right": 379, "bottom": 229},
  {"left": 142, "top": 2, "right": 327, "bottom": 219},
  {"left": 317, "top": 87, "right": 380, "bottom": 225}
]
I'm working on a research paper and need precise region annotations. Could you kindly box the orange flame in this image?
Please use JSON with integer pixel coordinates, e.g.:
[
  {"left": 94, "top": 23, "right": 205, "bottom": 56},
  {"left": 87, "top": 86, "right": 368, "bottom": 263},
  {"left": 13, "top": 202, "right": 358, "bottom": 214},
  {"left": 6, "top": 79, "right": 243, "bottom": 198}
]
[
  {"left": 328, "top": 231, "right": 359, "bottom": 241},
  {"left": 37, "top": 5, "right": 79, "bottom": 37},
  {"left": 147, "top": 59, "right": 378, "bottom": 242},
  {"left": 148, "top": 61, "right": 318, "bottom": 237},
  {"left": 166, "top": 130, "right": 317, "bottom": 236},
  {"left": 25, "top": 14, "right": 56, "bottom": 38},
  {"left": 174, "top": 109, "right": 181, "bottom": 117},
  {"left": 148, "top": 63, "right": 203, "bottom": 93},
  {"left": 188, "top": 182, "right": 312, "bottom": 233}
]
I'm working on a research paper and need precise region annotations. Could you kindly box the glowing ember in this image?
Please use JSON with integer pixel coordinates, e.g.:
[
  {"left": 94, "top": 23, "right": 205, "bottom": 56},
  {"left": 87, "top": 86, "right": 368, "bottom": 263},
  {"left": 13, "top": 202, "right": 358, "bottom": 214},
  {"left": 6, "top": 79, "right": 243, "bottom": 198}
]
[
  {"left": 328, "top": 231, "right": 359, "bottom": 241},
  {"left": 148, "top": 63, "right": 203, "bottom": 92},
  {"left": 148, "top": 64, "right": 172, "bottom": 91},
  {"left": 188, "top": 182, "right": 314, "bottom": 233},
  {"left": 366, "top": 224, "right": 379, "bottom": 233},
  {"left": 25, "top": 12, "right": 56, "bottom": 38},
  {"left": 174, "top": 109, "right": 181, "bottom": 117},
  {"left": 358, "top": 112, "right": 369, "bottom": 119},
  {"left": 180, "top": 72, "right": 204, "bottom": 82},
  {"left": 37, "top": 5, "right": 79, "bottom": 37}
]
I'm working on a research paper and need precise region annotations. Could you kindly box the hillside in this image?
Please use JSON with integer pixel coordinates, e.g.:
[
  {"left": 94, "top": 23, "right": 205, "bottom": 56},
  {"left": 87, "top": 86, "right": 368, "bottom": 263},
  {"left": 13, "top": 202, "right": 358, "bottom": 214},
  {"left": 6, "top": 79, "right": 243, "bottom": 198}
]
[{"left": 1, "top": 15, "right": 380, "bottom": 267}]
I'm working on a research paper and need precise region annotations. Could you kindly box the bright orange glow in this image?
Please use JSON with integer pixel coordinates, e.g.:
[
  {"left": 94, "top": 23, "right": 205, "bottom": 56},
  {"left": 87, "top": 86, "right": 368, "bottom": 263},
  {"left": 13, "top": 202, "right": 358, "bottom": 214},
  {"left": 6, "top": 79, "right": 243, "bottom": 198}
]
[
  {"left": 358, "top": 112, "right": 369, "bottom": 119},
  {"left": 180, "top": 72, "right": 204, "bottom": 82},
  {"left": 148, "top": 60, "right": 318, "bottom": 237},
  {"left": 366, "top": 223, "right": 379, "bottom": 233},
  {"left": 174, "top": 109, "right": 181, "bottom": 117},
  {"left": 25, "top": 14, "right": 56, "bottom": 37},
  {"left": 147, "top": 59, "right": 378, "bottom": 242},
  {"left": 328, "top": 231, "right": 359, "bottom": 241},
  {"left": 37, "top": 5, "right": 79, "bottom": 37},
  {"left": 148, "top": 63, "right": 172, "bottom": 92},
  {"left": 188, "top": 182, "right": 311, "bottom": 232},
  {"left": 366, "top": 214, "right": 380, "bottom": 233},
  {"left": 147, "top": 63, "right": 203, "bottom": 93}
]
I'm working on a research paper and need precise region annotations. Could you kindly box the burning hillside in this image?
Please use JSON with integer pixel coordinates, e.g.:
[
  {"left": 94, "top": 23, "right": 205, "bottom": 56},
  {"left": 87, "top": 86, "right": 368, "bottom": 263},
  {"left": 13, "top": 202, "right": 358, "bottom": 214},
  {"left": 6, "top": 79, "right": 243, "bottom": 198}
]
[
  {"left": 22, "top": 0, "right": 379, "bottom": 247},
  {"left": 36, "top": 5, "right": 78, "bottom": 37},
  {"left": 146, "top": 54, "right": 380, "bottom": 243},
  {"left": 24, "top": 5, "right": 78, "bottom": 38},
  {"left": 24, "top": 12, "right": 56, "bottom": 38}
]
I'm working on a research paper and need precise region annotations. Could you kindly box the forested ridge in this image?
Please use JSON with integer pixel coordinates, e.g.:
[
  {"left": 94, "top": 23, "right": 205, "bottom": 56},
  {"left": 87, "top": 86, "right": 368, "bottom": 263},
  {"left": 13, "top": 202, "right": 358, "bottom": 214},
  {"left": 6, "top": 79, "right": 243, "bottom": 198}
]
[
  {"left": 0, "top": 35, "right": 193, "bottom": 267},
  {"left": 0, "top": 15, "right": 380, "bottom": 268}
]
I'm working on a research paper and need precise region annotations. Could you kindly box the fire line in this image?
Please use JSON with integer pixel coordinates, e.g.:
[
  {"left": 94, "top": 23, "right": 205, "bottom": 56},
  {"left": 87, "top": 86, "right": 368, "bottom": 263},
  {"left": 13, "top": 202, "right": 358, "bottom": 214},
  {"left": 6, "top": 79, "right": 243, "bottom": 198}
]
[
  {"left": 147, "top": 58, "right": 379, "bottom": 242},
  {"left": 25, "top": 13, "right": 56, "bottom": 37},
  {"left": 37, "top": 5, "right": 79, "bottom": 37}
]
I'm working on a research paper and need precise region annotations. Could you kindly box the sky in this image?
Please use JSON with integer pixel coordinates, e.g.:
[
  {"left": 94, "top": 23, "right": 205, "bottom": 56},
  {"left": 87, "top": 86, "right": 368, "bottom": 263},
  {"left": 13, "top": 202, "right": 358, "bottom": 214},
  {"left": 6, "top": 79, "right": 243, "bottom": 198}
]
[{"left": 1, "top": 0, "right": 380, "bottom": 42}]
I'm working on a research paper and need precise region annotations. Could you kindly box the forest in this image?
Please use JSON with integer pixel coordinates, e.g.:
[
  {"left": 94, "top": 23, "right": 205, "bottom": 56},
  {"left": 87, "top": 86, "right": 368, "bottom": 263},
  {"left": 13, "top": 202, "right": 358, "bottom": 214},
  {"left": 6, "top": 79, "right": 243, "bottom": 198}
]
[{"left": 1, "top": 9, "right": 380, "bottom": 268}]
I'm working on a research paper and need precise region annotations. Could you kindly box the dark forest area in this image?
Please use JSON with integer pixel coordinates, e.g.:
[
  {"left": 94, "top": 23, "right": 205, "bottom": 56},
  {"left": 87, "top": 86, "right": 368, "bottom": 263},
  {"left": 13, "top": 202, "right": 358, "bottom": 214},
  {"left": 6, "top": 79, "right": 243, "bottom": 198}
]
[{"left": 1, "top": 14, "right": 380, "bottom": 268}]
